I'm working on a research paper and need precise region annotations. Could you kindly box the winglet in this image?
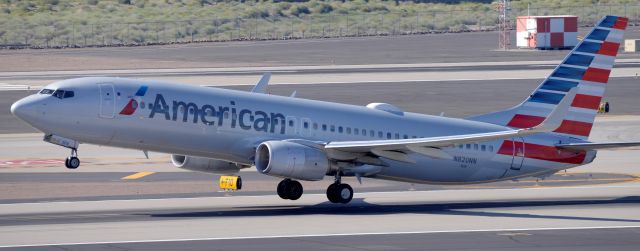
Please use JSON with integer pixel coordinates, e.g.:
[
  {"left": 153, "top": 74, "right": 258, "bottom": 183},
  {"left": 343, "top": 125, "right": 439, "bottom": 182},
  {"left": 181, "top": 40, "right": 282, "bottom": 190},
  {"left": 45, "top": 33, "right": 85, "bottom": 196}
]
[
  {"left": 526, "top": 87, "right": 577, "bottom": 133},
  {"left": 251, "top": 73, "right": 271, "bottom": 93}
]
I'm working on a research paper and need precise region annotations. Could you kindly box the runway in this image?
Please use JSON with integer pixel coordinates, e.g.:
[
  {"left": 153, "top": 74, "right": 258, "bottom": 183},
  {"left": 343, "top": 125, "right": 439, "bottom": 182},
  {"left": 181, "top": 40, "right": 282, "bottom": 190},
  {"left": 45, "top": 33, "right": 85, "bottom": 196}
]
[{"left": 0, "top": 185, "right": 639, "bottom": 249}]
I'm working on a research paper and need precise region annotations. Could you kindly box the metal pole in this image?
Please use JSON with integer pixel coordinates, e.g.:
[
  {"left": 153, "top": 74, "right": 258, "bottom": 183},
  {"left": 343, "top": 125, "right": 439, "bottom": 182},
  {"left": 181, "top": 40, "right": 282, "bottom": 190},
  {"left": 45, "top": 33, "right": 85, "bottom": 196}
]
[
  {"left": 432, "top": 12, "right": 435, "bottom": 32},
  {"left": 215, "top": 18, "right": 218, "bottom": 38},
  {"left": 127, "top": 23, "right": 130, "bottom": 44},
  {"left": 379, "top": 13, "right": 383, "bottom": 35},
  {"left": 346, "top": 14, "right": 349, "bottom": 36},
  {"left": 90, "top": 24, "right": 94, "bottom": 46}
]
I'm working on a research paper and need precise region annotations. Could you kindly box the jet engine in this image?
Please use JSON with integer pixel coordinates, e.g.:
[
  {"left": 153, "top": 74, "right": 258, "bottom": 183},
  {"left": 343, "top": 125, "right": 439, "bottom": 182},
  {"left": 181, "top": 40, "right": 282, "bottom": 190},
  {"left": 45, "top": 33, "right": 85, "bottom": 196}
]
[
  {"left": 171, "top": 155, "right": 242, "bottom": 175},
  {"left": 255, "top": 141, "right": 330, "bottom": 181}
]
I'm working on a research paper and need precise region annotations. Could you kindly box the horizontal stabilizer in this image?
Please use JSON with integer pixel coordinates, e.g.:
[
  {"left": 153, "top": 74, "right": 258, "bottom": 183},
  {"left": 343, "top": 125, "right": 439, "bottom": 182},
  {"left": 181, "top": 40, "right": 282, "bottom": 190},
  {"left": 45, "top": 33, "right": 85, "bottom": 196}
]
[{"left": 557, "top": 142, "right": 640, "bottom": 151}]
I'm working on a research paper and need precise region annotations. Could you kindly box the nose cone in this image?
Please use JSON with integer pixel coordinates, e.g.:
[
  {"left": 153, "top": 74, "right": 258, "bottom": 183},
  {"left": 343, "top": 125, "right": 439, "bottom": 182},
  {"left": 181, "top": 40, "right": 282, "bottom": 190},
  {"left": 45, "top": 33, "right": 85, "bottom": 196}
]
[{"left": 11, "top": 96, "right": 39, "bottom": 123}]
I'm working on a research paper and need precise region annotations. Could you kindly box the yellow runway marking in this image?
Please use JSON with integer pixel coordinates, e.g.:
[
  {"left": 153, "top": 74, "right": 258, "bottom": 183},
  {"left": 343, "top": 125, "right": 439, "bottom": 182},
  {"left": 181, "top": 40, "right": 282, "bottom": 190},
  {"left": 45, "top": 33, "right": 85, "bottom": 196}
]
[{"left": 121, "top": 172, "right": 155, "bottom": 180}]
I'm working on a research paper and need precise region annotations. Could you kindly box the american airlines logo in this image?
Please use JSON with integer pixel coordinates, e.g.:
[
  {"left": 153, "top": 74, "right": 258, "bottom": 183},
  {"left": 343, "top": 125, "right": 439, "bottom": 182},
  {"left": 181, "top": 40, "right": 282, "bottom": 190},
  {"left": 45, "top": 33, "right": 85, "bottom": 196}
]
[
  {"left": 119, "top": 86, "right": 148, "bottom": 115},
  {"left": 148, "top": 94, "right": 288, "bottom": 134}
]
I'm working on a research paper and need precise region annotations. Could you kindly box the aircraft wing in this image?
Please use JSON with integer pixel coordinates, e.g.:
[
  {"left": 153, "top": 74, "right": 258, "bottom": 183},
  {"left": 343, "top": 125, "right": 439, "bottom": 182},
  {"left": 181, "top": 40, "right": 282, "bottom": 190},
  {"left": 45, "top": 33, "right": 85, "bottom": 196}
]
[
  {"left": 325, "top": 88, "right": 577, "bottom": 158},
  {"left": 326, "top": 126, "right": 546, "bottom": 154},
  {"left": 556, "top": 142, "right": 640, "bottom": 151}
]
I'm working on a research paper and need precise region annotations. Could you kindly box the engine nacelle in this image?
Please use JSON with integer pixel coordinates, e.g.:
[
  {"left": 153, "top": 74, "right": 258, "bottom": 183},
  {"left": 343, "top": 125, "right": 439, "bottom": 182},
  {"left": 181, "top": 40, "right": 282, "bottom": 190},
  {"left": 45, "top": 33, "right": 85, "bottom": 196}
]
[
  {"left": 171, "top": 155, "right": 241, "bottom": 175},
  {"left": 255, "top": 141, "right": 329, "bottom": 181}
]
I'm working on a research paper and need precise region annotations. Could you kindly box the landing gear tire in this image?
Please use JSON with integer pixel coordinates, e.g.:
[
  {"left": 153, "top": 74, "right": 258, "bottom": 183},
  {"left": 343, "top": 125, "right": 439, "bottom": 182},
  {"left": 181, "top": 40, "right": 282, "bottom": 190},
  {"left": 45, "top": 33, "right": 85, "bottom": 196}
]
[
  {"left": 326, "top": 183, "right": 353, "bottom": 204},
  {"left": 326, "top": 183, "right": 340, "bottom": 203},
  {"left": 65, "top": 157, "right": 80, "bottom": 169},
  {"left": 277, "top": 179, "right": 291, "bottom": 199},
  {"left": 64, "top": 148, "right": 80, "bottom": 169},
  {"left": 277, "top": 179, "right": 303, "bottom": 200}
]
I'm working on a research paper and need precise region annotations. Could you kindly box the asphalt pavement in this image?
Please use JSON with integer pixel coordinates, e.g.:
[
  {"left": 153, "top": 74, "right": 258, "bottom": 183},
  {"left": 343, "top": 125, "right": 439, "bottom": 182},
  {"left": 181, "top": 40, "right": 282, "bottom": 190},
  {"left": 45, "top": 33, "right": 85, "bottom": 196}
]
[{"left": 2, "top": 28, "right": 639, "bottom": 71}]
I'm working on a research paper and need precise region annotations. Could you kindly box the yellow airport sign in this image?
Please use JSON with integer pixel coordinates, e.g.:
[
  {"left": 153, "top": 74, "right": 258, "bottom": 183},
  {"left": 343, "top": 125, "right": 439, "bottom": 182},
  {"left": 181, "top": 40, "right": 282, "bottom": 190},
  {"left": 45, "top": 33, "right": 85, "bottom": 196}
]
[{"left": 219, "top": 176, "right": 242, "bottom": 190}]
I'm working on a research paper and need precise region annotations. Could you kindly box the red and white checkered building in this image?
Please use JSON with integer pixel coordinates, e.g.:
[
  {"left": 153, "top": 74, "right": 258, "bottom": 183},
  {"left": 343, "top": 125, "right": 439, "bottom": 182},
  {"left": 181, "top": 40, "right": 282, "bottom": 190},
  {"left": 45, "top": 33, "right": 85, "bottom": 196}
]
[{"left": 516, "top": 15, "right": 578, "bottom": 49}]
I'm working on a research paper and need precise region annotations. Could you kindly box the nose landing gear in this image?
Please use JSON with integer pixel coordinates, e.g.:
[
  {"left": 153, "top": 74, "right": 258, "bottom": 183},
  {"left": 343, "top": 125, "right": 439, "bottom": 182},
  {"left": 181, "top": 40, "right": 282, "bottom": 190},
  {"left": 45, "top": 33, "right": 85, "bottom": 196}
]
[{"left": 64, "top": 148, "right": 80, "bottom": 169}]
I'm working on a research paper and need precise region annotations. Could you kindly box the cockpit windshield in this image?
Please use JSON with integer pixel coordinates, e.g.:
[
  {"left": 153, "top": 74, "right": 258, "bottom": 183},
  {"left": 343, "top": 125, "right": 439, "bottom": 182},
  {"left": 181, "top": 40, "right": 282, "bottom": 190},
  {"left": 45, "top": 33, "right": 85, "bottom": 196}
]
[
  {"left": 40, "top": 89, "right": 74, "bottom": 99},
  {"left": 40, "top": 89, "right": 54, "bottom": 95}
]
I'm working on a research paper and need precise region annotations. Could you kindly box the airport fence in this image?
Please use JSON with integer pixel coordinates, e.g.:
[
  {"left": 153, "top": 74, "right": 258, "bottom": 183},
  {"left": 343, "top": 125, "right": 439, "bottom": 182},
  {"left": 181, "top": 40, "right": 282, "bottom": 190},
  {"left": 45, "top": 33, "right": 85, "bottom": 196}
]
[{"left": 0, "top": 3, "right": 638, "bottom": 49}]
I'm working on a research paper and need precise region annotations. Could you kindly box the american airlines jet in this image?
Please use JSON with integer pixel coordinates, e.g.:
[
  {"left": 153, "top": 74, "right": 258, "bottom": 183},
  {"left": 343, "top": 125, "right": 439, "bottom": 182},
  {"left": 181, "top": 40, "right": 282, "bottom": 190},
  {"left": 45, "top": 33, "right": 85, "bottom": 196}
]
[{"left": 11, "top": 16, "right": 640, "bottom": 204}]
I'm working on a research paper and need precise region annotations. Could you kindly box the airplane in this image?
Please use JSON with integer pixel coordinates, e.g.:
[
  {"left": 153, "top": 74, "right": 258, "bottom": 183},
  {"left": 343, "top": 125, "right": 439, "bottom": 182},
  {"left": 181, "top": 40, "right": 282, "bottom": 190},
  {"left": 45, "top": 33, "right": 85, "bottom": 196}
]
[{"left": 11, "top": 16, "right": 640, "bottom": 204}]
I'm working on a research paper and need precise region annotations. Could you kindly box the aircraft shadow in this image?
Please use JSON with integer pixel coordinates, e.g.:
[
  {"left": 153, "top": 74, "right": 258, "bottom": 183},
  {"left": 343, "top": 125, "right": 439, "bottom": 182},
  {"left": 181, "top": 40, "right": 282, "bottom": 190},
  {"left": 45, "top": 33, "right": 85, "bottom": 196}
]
[{"left": 150, "top": 196, "right": 640, "bottom": 223}]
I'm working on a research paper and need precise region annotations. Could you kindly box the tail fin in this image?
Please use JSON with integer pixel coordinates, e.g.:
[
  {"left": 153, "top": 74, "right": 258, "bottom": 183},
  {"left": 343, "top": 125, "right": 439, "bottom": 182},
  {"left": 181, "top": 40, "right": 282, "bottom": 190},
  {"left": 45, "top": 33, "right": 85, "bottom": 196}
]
[{"left": 467, "top": 15, "right": 628, "bottom": 140}]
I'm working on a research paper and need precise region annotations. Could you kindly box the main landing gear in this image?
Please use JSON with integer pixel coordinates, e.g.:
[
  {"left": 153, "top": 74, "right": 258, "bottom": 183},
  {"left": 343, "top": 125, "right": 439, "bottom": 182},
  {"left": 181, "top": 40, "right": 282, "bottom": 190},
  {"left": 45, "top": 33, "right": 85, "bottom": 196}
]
[
  {"left": 277, "top": 179, "right": 303, "bottom": 200},
  {"left": 64, "top": 148, "right": 80, "bottom": 169},
  {"left": 326, "top": 173, "right": 353, "bottom": 204},
  {"left": 276, "top": 175, "right": 354, "bottom": 204}
]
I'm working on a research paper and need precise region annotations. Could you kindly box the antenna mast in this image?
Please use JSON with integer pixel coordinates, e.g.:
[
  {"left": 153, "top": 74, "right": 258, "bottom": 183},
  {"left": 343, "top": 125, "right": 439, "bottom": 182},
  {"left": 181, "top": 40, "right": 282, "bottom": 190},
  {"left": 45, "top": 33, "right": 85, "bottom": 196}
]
[{"left": 497, "top": 0, "right": 511, "bottom": 50}]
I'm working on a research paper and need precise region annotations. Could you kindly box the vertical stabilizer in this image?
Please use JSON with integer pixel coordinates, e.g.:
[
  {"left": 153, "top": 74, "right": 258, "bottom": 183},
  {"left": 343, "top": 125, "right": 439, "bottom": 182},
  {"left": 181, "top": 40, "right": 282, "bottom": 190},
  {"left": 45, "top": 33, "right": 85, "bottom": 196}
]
[{"left": 467, "top": 15, "right": 628, "bottom": 140}]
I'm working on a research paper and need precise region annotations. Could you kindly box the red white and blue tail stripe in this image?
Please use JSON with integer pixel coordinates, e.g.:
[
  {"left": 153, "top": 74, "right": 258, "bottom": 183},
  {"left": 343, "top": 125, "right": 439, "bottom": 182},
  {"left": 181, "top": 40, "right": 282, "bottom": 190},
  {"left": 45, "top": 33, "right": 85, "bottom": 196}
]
[{"left": 468, "top": 16, "right": 628, "bottom": 140}]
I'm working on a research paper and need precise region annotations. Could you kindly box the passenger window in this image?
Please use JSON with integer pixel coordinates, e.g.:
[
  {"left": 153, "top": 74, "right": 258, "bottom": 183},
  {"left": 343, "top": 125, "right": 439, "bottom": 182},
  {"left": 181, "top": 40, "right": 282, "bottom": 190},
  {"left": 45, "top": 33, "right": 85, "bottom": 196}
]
[
  {"left": 466, "top": 144, "right": 471, "bottom": 149},
  {"left": 386, "top": 132, "right": 392, "bottom": 139},
  {"left": 474, "top": 144, "right": 478, "bottom": 151},
  {"left": 330, "top": 125, "right": 335, "bottom": 132},
  {"left": 481, "top": 145, "right": 486, "bottom": 151},
  {"left": 303, "top": 122, "right": 309, "bottom": 129},
  {"left": 338, "top": 126, "right": 343, "bottom": 133},
  {"left": 378, "top": 131, "right": 383, "bottom": 138},
  {"left": 488, "top": 146, "right": 494, "bottom": 152},
  {"left": 322, "top": 124, "right": 327, "bottom": 131},
  {"left": 289, "top": 120, "right": 294, "bottom": 127},
  {"left": 370, "top": 130, "right": 375, "bottom": 137},
  {"left": 313, "top": 123, "right": 318, "bottom": 130},
  {"left": 346, "top": 127, "right": 351, "bottom": 134},
  {"left": 354, "top": 128, "right": 359, "bottom": 135},
  {"left": 403, "top": 135, "right": 408, "bottom": 139},
  {"left": 395, "top": 133, "right": 400, "bottom": 139}
]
